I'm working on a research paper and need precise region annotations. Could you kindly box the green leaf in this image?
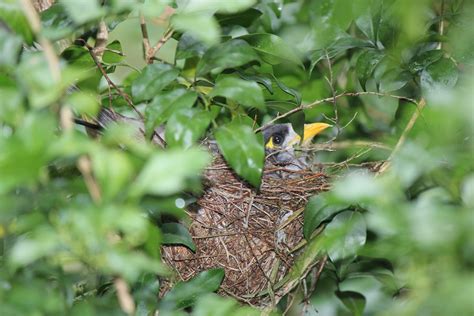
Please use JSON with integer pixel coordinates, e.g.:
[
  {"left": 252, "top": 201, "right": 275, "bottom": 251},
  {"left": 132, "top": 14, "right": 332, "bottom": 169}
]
[
  {"left": 40, "top": 3, "right": 74, "bottom": 40},
  {"left": 272, "top": 75, "right": 302, "bottom": 105},
  {"left": 210, "top": 76, "right": 265, "bottom": 110},
  {"left": 303, "top": 193, "right": 349, "bottom": 239},
  {"left": 102, "top": 40, "right": 124, "bottom": 64},
  {"left": 237, "top": 72, "right": 273, "bottom": 94},
  {"left": 165, "top": 108, "right": 212, "bottom": 149},
  {"left": 131, "top": 148, "right": 210, "bottom": 196},
  {"left": 0, "top": 75, "right": 24, "bottom": 125},
  {"left": 60, "top": 0, "right": 104, "bottom": 24},
  {"left": 172, "top": 13, "right": 220, "bottom": 46},
  {"left": 214, "top": 120, "right": 264, "bottom": 187},
  {"left": 421, "top": 57, "right": 459, "bottom": 91},
  {"left": 238, "top": 33, "right": 302, "bottom": 65},
  {"left": 65, "top": 91, "right": 99, "bottom": 116},
  {"left": 179, "top": 0, "right": 256, "bottom": 14},
  {"left": 196, "top": 39, "right": 260, "bottom": 75},
  {"left": 324, "top": 211, "right": 367, "bottom": 261},
  {"left": 161, "top": 223, "right": 196, "bottom": 252},
  {"left": 378, "top": 69, "right": 411, "bottom": 93},
  {"left": 0, "top": 28, "right": 22, "bottom": 67},
  {"left": 91, "top": 149, "right": 134, "bottom": 201},
  {"left": 216, "top": 8, "right": 262, "bottom": 27},
  {"left": 132, "top": 63, "right": 180, "bottom": 102},
  {"left": 176, "top": 33, "right": 208, "bottom": 60},
  {"left": 145, "top": 89, "right": 198, "bottom": 137},
  {"left": 336, "top": 290, "right": 366, "bottom": 316},
  {"left": 356, "top": 49, "right": 384, "bottom": 89},
  {"left": 160, "top": 268, "right": 225, "bottom": 310},
  {"left": 408, "top": 50, "right": 444, "bottom": 74},
  {"left": 9, "top": 229, "right": 60, "bottom": 267},
  {"left": 310, "top": 35, "right": 372, "bottom": 72},
  {"left": 0, "top": 0, "right": 34, "bottom": 44},
  {"left": 193, "top": 294, "right": 260, "bottom": 316},
  {"left": 0, "top": 113, "right": 55, "bottom": 193}
]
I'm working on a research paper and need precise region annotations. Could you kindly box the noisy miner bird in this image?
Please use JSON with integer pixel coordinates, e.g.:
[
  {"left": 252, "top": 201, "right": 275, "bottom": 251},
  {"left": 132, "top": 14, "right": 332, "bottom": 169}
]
[{"left": 74, "top": 108, "right": 331, "bottom": 169}]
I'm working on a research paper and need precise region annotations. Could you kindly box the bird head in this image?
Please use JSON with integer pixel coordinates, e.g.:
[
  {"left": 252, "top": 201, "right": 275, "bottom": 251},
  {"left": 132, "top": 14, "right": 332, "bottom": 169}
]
[{"left": 262, "top": 122, "right": 331, "bottom": 166}]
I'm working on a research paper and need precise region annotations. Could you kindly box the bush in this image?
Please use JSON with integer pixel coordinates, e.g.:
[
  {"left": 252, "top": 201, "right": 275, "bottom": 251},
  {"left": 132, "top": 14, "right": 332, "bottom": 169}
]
[{"left": 0, "top": 0, "right": 472, "bottom": 315}]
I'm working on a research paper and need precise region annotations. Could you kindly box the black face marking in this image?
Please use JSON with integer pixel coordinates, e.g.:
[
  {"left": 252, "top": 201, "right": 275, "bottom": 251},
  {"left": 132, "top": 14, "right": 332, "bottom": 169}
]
[
  {"left": 272, "top": 134, "right": 283, "bottom": 145},
  {"left": 262, "top": 124, "right": 290, "bottom": 146}
]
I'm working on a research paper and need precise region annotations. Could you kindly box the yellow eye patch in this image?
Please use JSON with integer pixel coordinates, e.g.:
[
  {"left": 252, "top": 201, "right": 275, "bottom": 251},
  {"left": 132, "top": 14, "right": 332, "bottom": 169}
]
[{"left": 266, "top": 137, "right": 275, "bottom": 149}]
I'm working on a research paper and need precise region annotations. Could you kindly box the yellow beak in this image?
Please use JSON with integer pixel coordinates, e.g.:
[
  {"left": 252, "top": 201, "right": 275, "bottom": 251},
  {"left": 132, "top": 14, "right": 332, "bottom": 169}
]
[{"left": 301, "top": 123, "right": 331, "bottom": 146}]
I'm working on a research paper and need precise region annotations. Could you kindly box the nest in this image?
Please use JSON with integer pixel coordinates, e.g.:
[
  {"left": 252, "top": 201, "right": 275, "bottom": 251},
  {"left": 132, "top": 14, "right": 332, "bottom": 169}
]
[{"left": 161, "top": 155, "right": 329, "bottom": 305}]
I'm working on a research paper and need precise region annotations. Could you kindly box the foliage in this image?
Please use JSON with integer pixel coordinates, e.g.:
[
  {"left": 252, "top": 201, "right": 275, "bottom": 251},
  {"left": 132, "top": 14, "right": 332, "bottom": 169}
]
[{"left": 0, "top": 0, "right": 473, "bottom": 315}]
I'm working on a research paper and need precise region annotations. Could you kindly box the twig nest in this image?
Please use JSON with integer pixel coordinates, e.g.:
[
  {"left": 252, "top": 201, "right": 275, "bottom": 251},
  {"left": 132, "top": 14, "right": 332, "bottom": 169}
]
[{"left": 162, "top": 155, "right": 329, "bottom": 305}]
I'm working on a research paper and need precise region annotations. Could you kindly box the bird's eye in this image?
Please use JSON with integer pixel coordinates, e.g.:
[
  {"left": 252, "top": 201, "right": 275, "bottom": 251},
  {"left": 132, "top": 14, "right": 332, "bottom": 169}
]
[{"left": 273, "top": 135, "right": 283, "bottom": 145}]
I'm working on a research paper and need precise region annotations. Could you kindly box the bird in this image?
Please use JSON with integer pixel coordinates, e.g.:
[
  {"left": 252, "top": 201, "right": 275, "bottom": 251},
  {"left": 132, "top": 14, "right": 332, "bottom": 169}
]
[
  {"left": 74, "top": 109, "right": 331, "bottom": 169},
  {"left": 261, "top": 122, "right": 331, "bottom": 170}
]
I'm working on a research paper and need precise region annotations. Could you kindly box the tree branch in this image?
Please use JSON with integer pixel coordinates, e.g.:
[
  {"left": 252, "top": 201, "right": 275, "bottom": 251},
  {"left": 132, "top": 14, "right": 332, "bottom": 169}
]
[
  {"left": 255, "top": 91, "right": 418, "bottom": 132},
  {"left": 377, "top": 98, "right": 427, "bottom": 174}
]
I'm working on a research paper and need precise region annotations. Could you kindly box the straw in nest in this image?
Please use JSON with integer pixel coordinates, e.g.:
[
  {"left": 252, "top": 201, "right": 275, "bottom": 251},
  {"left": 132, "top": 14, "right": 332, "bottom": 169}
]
[{"left": 161, "top": 155, "right": 329, "bottom": 305}]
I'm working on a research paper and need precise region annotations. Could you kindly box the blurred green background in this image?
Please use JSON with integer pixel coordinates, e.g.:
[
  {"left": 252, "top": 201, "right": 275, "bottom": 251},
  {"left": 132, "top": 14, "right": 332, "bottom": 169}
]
[{"left": 0, "top": 0, "right": 473, "bottom": 315}]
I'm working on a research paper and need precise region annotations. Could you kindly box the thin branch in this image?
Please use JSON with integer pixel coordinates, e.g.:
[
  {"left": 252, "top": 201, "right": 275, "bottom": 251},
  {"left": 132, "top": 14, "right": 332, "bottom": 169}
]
[
  {"left": 114, "top": 277, "right": 136, "bottom": 315},
  {"left": 139, "top": 15, "right": 174, "bottom": 64},
  {"left": 255, "top": 91, "right": 418, "bottom": 132},
  {"left": 93, "top": 20, "right": 109, "bottom": 61},
  {"left": 324, "top": 50, "right": 340, "bottom": 137},
  {"left": 437, "top": 0, "right": 445, "bottom": 50},
  {"left": 377, "top": 98, "right": 427, "bottom": 174},
  {"left": 79, "top": 40, "right": 144, "bottom": 120},
  {"left": 139, "top": 14, "right": 153, "bottom": 63}
]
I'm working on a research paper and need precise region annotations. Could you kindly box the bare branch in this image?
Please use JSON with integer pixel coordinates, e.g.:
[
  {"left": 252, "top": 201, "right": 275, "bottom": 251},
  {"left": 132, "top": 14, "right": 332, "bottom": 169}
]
[
  {"left": 255, "top": 91, "right": 418, "bottom": 132},
  {"left": 114, "top": 278, "right": 136, "bottom": 315},
  {"left": 377, "top": 98, "right": 427, "bottom": 174}
]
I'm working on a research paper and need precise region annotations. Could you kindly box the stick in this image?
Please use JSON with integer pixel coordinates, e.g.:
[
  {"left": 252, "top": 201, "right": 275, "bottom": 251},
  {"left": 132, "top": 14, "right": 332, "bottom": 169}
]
[{"left": 255, "top": 91, "right": 418, "bottom": 132}]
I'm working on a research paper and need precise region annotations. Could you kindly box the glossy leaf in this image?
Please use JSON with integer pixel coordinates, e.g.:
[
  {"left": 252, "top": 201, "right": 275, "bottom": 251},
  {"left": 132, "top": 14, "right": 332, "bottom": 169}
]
[
  {"left": 336, "top": 290, "right": 366, "bottom": 316},
  {"left": 324, "top": 211, "right": 367, "bottom": 261},
  {"left": 165, "top": 108, "right": 212, "bottom": 148},
  {"left": 310, "top": 35, "right": 372, "bottom": 72},
  {"left": 160, "top": 268, "right": 225, "bottom": 310},
  {"left": 421, "top": 57, "right": 459, "bottom": 91},
  {"left": 145, "top": 89, "right": 198, "bottom": 137},
  {"left": 272, "top": 75, "right": 302, "bottom": 105},
  {"left": 131, "top": 148, "right": 210, "bottom": 196},
  {"left": 216, "top": 8, "right": 262, "bottom": 27},
  {"left": 132, "top": 64, "right": 180, "bottom": 102},
  {"left": 196, "top": 39, "right": 260, "bottom": 75},
  {"left": 408, "top": 50, "right": 444, "bottom": 74},
  {"left": 102, "top": 40, "right": 124, "bottom": 64},
  {"left": 215, "top": 120, "right": 264, "bottom": 187},
  {"left": 238, "top": 33, "right": 302, "bottom": 65},
  {"left": 210, "top": 76, "right": 265, "bottom": 110},
  {"left": 303, "top": 193, "right": 349, "bottom": 239},
  {"left": 161, "top": 222, "right": 196, "bottom": 252},
  {"left": 356, "top": 49, "right": 384, "bottom": 89},
  {"left": 176, "top": 33, "right": 208, "bottom": 60}
]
